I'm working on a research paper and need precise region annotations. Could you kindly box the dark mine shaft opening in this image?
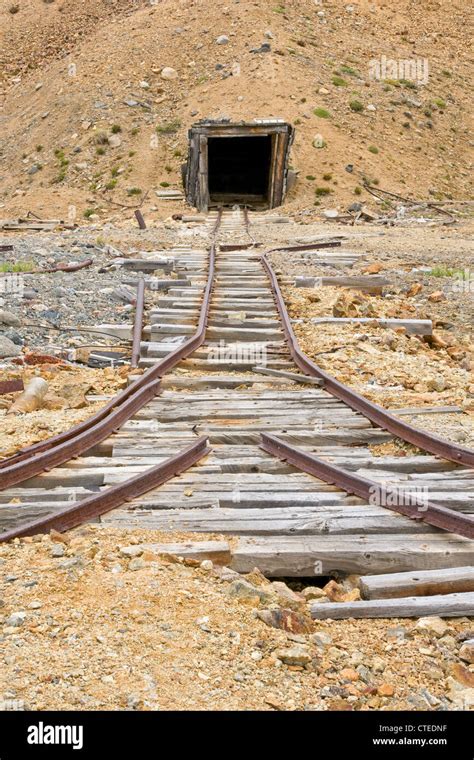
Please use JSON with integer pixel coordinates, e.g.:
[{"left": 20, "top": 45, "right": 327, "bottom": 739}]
[{"left": 207, "top": 135, "right": 272, "bottom": 205}]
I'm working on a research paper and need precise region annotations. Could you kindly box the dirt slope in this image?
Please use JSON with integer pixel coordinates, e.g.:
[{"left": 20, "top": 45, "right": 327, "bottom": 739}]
[{"left": 0, "top": 0, "right": 472, "bottom": 220}]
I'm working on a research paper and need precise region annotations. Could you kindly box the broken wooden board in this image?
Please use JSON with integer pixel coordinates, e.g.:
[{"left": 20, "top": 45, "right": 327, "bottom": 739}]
[
  {"left": 359, "top": 566, "right": 474, "bottom": 600},
  {"left": 310, "top": 592, "right": 474, "bottom": 619}
]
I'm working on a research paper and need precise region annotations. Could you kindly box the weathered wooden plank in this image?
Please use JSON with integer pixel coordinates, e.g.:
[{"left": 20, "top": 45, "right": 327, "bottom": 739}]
[
  {"left": 101, "top": 506, "right": 444, "bottom": 535},
  {"left": 359, "top": 566, "right": 474, "bottom": 600},
  {"left": 231, "top": 535, "right": 474, "bottom": 576},
  {"left": 118, "top": 540, "right": 231, "bottom": 564},
  {"left": 310, "top": 592, "right": 474, "bottom": 619}
]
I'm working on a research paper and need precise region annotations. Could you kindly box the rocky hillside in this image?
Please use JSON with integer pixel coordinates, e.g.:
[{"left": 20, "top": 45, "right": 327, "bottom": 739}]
[{"left": 0, "top": 0, "right": 472, "bottom": 221}]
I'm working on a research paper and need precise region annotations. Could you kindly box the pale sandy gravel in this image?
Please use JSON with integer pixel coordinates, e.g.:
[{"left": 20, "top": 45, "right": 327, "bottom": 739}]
[{"left": 0, "top": 527, "right": 472, "bottom": 711}]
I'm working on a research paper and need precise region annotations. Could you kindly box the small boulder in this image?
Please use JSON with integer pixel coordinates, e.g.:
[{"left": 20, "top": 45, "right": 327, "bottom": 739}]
[
  {"left": 0, "top": 335, "right": 21, "bottom": 358},
  {"left": 415, "top": 616, "right": 449, "bottom": 637},
  {"left": 257, "top": 608, "right": 312, "bottom": 634},
  {"left": 459, "top": 639, "right": 474, "bottom": 664},
  {"left": 275, "top": 645, "right": 312, "bottom": 666},
  {"left": 161, "top": 67, "right": 178, "bottom": 80}
]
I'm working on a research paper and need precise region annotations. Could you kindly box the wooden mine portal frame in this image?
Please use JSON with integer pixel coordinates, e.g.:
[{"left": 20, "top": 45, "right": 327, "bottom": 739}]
[{"left": 184, "top": 119, "right": 294, "bottom": 211}]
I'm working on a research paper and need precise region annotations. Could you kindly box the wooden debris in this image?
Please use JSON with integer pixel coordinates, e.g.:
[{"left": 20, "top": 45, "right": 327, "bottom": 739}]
[
  {"left": 310, "top": 592, "right": 474, "bottom": 620},
  {"left": 359, "top": 566, "right": 474, "bottom": 600}
]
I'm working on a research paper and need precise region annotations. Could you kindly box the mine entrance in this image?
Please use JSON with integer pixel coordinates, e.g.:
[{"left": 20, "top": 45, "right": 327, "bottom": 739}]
[
  {"left": 185, "top": 120, "right": 294, "bottom": 211},
  {"left": 207, "top": 135, "right": 272, "bottom": 206}
]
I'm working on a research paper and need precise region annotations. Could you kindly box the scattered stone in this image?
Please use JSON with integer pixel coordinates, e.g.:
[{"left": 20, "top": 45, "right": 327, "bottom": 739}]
[
  {"left": 270, "top": 581, "right": 304, "bottom": 609},
  {"left": 426, "top": 375, "right": 446, "bottom": 392},
  {"left": 161, "top": 67, "right": 178, "bottom": 80},
  {"left": 120, "top": 545, "right": 143, "bottom": 558},
  {"left": 108, "top": 134, "right": 122, "bottom": 148},
  {"left": 257, "top": 608, "right": 312, "bottom": 634},
  {"left": 227, "top": 579, "right": 273, "bottom": 606},
  {"left": 378, "top": 683, "right": 395, "bottom": 697},
  {"left": 302, "top": 586, "right": 326, "bottom": 601},
  {"left": 0, "top": 335, "right": 21, "bottom": 358},
  {"left": 459, "top": 640, "right": 474, "bottom": 665},
  {"left": 309, "top": 631, "right": 333, "bottom": 647},
  {"left": 275, "top": 645, "right": 312, "bottom": 667},
  {"left": 5, "top": 612, "right": 26, "bottom": 627},
  {"left": 323, "top": 579, "right": 360, "bottom": 603},
  {"left": 428, "top": 290, "right": 445, "bottom": 303},
  {"left": 51, "top": 544, "right": 65, "bottom": 558},
  {"left": 216, "top": 35, "right": 230, "bottom": 45},
  {"left": 415, "top": 616, "right": 449, "bottom": 637},
  {"left": 0, "top": 310, "right": 21, "bottom": 328}
]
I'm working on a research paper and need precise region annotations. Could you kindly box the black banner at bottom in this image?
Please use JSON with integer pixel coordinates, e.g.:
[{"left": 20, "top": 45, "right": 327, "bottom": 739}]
[{"left": 0, "top": 710, "right": 471, "bottom": 758}]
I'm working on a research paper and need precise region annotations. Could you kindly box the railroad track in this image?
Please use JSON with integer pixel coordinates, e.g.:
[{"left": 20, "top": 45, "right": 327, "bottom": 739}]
[{"left": 1, "top": 208, "right": 473, "bottom": 578}]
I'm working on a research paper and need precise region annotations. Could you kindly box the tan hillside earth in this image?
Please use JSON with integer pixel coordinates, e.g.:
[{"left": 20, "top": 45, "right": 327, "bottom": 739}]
[{"left": 0, "top": 0, "right": 472, "bottom": 221}]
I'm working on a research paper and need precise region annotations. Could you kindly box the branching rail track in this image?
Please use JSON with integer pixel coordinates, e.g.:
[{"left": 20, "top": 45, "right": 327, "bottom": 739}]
[{"left": 1, "top": 208, "right": 473, "bottom": 576}]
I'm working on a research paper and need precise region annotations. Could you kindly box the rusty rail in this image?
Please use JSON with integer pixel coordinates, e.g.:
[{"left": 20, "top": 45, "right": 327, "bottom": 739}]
[
  {"left": 0, "top": 379, "right": 24, "bottom": 396},
  {"left": 261, "top": 253, "right": 474, "bottom": 468},
  {"left": 131, "top": 279, "right": 145, "bottom": 368},
  {"left": 267, "top": 241, "right": 342, "bottom": 253},
  {"left": 260, "top": 433, "right": 474, "bottom": 540},
  {"left": 0, "top": 437, "right": 211, "bottom": 542},
  {"left": 0, "top": 244, "right": 217, "bottom": 487}
]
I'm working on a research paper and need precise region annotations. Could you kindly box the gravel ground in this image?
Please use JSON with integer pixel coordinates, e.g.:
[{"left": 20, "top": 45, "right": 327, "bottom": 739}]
[{"left": 0, "top": 527, "right": 473, "bottom": 712}]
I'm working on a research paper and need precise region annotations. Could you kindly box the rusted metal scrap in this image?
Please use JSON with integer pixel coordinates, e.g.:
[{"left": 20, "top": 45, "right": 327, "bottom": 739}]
[{"left": 0, "top": 379, "right": 24, "bottom": 395}]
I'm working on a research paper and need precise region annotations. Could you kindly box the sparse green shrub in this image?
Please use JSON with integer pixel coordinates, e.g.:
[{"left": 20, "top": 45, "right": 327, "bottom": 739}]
[
  {"left": 94, "top": 132, "right": 109, "bottom": 145},
  {"left": 0, "top": 261, "right": 35, "bottom": 273},
  {"left": 322, "top": 173, "right": 332, "bottom": 181},
  {"left": 313, "top": 107, "right": 331, "bottom": 118},
  {"left": 111, "top": 124, "right": 122, "bottom": 134},
  {"left": 127, "top": 187, "right": 142, "bottom": 196},
  {"left": 349, "top": 99, "right": 364, "bottom": 112},
  {"left": 354, "top": 186, "right": 362, "bottom": 195},
  {"left": 315, "top": 186, "right": 332, "bottom": 196},
  {"left": 340, "top": 64, "right": 359, "bottom": 77},
  {"left": 332, "top": 76, "right": 347, "bottom": 87},
  {"left": 306, "top": 175, "right": 316, "bottom": 181},
  {"left": 159, "top": 181, "right": 170, "bottom": 187},
  {"left": 156, "top": 120, "right": 181, "bottom": 134},
  {"left": 83, "top": 208, "right": 95, "bottom": 219},
  {"left": 368, "top": 145, "right": 379, "bottom": 154}
]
